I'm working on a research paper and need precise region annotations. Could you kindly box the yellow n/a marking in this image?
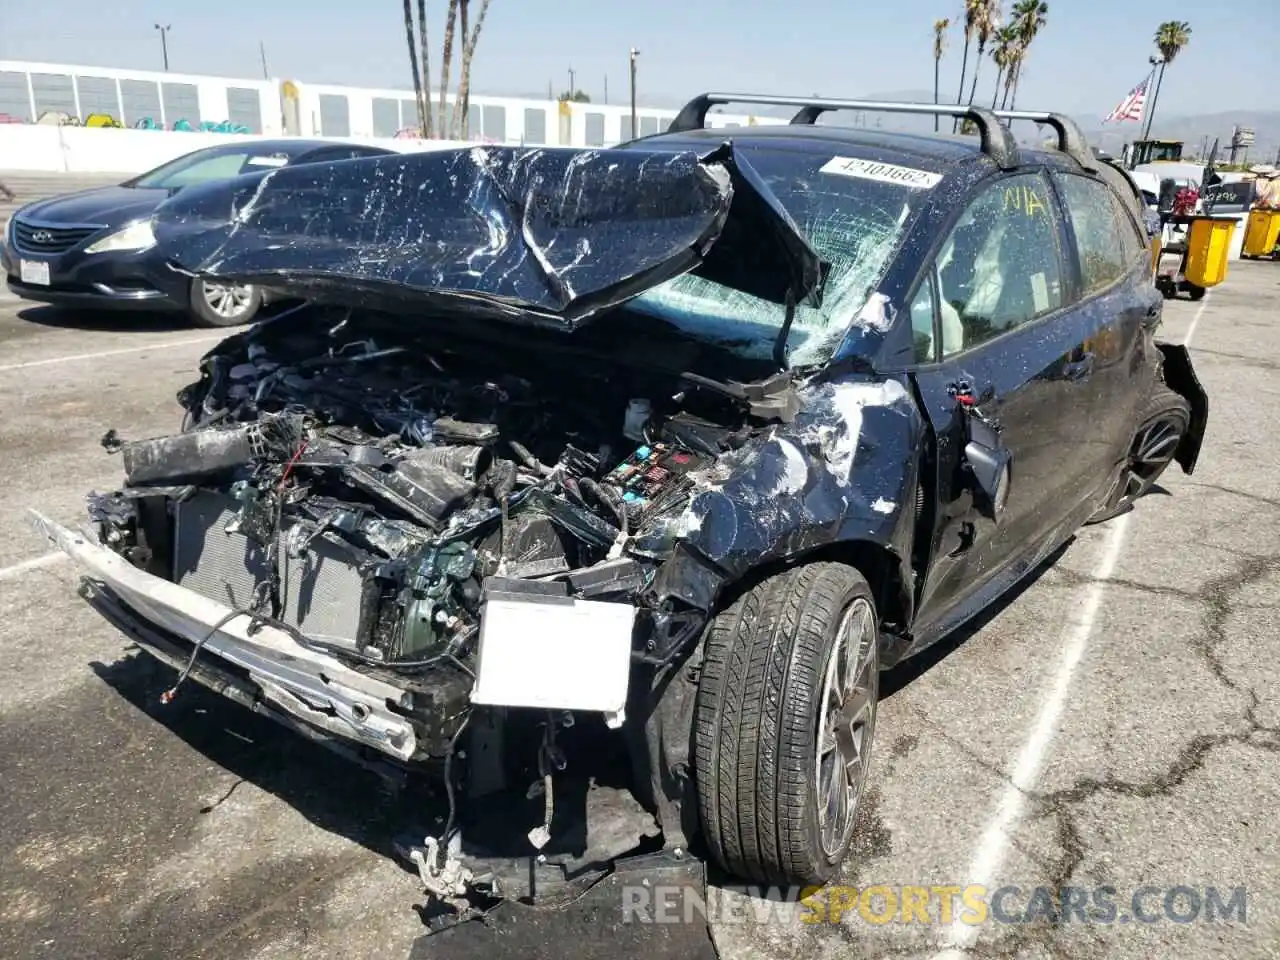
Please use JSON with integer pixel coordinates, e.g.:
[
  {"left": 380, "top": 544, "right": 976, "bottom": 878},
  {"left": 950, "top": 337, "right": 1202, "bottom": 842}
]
[{"left": 1003, "top": 184, "right": 1045, "bottom": 217}]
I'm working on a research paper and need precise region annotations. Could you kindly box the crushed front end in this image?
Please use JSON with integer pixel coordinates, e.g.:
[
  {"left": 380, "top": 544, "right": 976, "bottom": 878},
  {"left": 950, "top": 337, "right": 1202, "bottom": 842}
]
[{"left": 33, "top": 301, "right": 790, "bottom": 915}]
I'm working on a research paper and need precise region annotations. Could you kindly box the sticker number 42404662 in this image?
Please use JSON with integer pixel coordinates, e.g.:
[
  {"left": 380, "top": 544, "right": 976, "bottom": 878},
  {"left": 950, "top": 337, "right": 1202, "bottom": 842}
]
[{"left": 819, "top": 156, "right": 943, "bottom": 190}]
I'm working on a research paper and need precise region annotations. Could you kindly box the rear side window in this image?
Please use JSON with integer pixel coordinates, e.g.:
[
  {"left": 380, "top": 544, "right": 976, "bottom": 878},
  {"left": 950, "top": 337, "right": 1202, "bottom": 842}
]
[
  {"left": 1053, "top": 173, "right": 1139, "bottom": 293},
  {"left": 931, "top": 172, "right": 1065, "bottom": 358}
]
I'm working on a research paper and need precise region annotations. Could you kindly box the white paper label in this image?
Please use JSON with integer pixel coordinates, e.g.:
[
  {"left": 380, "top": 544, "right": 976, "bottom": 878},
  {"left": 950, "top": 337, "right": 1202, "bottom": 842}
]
[
  {"left": 819, "top": 156, "right": 943, "bottom": 190},
  {"left": 1030, "top": 272, "right": 1049, "bottom": 312}
]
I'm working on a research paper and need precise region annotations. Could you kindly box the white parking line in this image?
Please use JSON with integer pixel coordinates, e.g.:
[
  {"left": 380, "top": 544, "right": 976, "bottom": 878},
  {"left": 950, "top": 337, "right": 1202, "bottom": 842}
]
[
  {"left": 0, "top": 550, "right": 67, "bottom": 581},
  {"left": 0, "top": 335, "right": 224, "bottom": 374},
  {"left": 935, "top": 295, "right": 1212, "bottom": 957}
]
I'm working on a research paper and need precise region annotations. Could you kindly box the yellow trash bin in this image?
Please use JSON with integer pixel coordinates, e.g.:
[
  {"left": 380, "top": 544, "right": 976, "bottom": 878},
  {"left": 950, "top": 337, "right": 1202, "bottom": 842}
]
[
  {"left": 1242, "top": 209, "right": 1280, "bottom": 259},
  {"left": 1183, "top": 216, "right": 1236, "bottom": 288}
]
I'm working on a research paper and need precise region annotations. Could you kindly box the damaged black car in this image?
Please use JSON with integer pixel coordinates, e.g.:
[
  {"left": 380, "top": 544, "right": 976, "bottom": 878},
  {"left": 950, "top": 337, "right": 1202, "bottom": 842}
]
[{"left": 32, "top": 95, "right": 1208, "bottom": 906}]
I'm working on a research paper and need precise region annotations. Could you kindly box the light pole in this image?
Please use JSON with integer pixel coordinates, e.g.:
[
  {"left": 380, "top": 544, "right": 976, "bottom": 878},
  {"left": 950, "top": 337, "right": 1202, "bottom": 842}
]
[
  {"left": 154, "top": 24, "right": 171, "bottom": 72},
  {"left": 628, "top": 47, "right": 639, "bottom": 139}
]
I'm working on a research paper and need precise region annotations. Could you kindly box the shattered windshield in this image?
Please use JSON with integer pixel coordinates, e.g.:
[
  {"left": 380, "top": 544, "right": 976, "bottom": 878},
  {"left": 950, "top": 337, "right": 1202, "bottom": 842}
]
[{"left": 628, "top": 145, "right": 925, "bottom": 366}]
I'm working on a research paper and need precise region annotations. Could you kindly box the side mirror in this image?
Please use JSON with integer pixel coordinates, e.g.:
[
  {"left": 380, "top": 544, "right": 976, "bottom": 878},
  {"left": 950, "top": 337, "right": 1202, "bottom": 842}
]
[{"left": 964, "top": 416, "right": 1012, "bottom": 522}]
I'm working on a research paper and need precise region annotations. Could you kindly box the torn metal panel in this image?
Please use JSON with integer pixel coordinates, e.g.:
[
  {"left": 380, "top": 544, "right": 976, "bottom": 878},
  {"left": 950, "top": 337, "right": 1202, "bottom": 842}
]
[
  {"left": 634, "top": 376, "right": 922, "bottom": 607},
  {"left": 150, "top": 144, "right": 826, "bottom": 329}
]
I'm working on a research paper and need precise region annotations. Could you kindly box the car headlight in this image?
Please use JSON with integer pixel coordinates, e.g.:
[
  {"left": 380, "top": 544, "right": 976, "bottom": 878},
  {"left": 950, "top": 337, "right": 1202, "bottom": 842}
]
[{"left": 84, "top": 219, "right": 156, "bottom": 254}]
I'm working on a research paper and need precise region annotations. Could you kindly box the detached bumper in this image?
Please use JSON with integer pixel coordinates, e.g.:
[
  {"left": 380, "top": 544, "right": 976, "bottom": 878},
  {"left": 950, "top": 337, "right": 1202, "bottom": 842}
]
[
  {"left": 1156, "top": 341, "right": 1209, "bottom": 474},
  {"left": 29, "top": 510, "right": 421, "bottom": 763}
]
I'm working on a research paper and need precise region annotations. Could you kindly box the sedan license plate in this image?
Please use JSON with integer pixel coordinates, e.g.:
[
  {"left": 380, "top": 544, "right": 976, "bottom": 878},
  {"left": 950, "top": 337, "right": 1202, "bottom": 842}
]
[{"left": 20, "top": 260, "right": 50, "bottom": 286}]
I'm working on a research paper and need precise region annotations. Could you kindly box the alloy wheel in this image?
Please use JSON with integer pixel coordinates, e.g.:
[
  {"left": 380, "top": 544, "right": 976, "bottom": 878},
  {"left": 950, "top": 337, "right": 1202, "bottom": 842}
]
[
  {"left": 1116, "top": 414, "right": 1184, "bottom": 505},
  {"left": 815, "top": 597, "right": 878, "bottom": 859},
  {"left": 201, "top": 281, "right": 255, "bottom": 320}
]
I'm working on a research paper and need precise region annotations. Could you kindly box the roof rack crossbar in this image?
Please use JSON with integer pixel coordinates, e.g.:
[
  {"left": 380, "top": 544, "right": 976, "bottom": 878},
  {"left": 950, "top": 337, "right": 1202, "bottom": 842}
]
[
  {"left": 667, "top": 93, "right": 1020, "bottom": 170},
  {"left": 990, "top": 110, "right": 1096, "bottom": 171}
]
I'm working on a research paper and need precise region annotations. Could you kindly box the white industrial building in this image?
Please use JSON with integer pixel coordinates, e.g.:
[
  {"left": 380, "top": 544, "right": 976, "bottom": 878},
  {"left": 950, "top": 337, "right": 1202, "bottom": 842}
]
[{"left": 0, "top": 60, "right": 781, "bottom": 148}]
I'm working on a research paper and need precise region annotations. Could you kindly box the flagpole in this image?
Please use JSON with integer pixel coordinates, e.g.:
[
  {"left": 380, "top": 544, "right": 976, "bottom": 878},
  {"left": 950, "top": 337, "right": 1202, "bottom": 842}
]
[{"left": 1140, "top": 60, "right": 1164, "bottom": 142}]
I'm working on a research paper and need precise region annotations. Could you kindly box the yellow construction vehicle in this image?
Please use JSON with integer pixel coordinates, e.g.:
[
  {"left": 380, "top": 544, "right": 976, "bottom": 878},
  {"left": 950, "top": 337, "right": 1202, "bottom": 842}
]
[{"left": 1125, "top": 139, "right": 1184, "bottom": 169}]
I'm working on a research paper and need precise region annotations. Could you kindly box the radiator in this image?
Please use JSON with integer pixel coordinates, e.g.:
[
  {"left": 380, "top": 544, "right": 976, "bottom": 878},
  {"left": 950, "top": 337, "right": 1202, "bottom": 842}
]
[{"left": 173, "top": 493, "right": 372, "bottom": 650}]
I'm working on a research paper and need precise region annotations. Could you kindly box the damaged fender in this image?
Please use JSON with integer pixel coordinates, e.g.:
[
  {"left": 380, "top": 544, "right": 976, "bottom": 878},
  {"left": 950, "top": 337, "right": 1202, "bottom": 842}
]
[{"left": 633, "top": 377, "right": 923, "bottom": 625}]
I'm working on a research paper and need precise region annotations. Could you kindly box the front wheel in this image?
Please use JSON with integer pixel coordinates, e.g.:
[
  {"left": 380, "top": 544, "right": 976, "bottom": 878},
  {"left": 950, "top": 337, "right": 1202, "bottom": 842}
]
[
  {"left": 693, "top": 561, "right": 880, "bottom": 885},
  {"left": 1087, "top": 386, "right": 1191, "bottom": 524},
  {"left": 188, "top": 278, "right": 262, "bottom": 327}
]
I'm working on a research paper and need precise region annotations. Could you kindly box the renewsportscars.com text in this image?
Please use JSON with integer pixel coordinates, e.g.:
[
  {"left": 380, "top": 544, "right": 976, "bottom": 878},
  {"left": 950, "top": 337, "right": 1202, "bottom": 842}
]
[{"left": 621, "top": 883, "right": 1249, "bottom": 926}]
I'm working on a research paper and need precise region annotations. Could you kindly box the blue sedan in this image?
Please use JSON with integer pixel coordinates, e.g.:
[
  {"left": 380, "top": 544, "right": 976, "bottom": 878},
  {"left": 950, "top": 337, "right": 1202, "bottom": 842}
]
[{"left": 1, "top": 139, "right": 396, "bottom": 326}]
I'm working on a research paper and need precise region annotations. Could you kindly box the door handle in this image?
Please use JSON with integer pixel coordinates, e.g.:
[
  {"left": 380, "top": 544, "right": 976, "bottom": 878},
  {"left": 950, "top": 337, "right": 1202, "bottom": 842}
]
[{"left": 1063, "top": 352, "right": 1095, "bottom": 381}]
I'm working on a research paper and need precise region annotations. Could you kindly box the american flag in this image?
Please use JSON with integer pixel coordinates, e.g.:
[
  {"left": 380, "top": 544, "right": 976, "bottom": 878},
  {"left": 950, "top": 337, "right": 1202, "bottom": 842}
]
[{"left": 1103, "top": 73, "right": 1152, "bottom": 123}]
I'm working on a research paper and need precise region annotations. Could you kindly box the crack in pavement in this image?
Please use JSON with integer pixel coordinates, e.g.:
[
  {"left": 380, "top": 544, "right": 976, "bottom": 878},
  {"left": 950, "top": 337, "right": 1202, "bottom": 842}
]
[
  {"left": 976, "top": 549, "right": 1280, "bottom": 957},
  {"left": 1185, "top": 481, "right": 1280, "bottom": 512},
  {"left": 1184, "top": 347, "right": 1280, "bottom": 372}
]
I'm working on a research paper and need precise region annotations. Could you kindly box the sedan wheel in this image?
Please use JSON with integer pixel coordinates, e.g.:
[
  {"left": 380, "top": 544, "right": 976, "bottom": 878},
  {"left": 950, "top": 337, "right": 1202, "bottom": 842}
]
[
  {"left": 188, "top": 278, "right": 262, "bottom": 328},
  {"left": 694, "top": 561, "right": 881, "bottom": 885},
  {"left": 1088, "top": 386, "right": 1190, "bottom": 524},
  {"left": 816, "top": 598, "right": 879, "bottom": 859}
]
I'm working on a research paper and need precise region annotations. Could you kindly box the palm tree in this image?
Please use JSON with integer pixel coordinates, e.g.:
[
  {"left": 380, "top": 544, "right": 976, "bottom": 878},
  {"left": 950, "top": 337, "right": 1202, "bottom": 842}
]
[
  {"left": 1143, "top": 21, "right": 1191, "bottom": 140},
  {"left": 966, "top": 0, "right": 1000, "bottom": 109},
  {"left": 438, "top": 0, "right": 460, "bottom": 136},
  {"left": 402, "top": 0, "right": 427, "bottom": 136},
  {"left": 1006, "top": 0, "right": 1047, "bottom": 109},
  {"left": 990, "top": 24, "right": 1018, "bottom": 108},
  {"left": 953, "top": 0, "right": 983, "bottom": 132},
  {"left": 417, "top": 0, "right": 433, "bottom": 137},
  {"left": 454, "top": 0, "right": 492, "bottom": 138},
  {"left": 933, "top": 18, "right": 950, "bottom": 132}
]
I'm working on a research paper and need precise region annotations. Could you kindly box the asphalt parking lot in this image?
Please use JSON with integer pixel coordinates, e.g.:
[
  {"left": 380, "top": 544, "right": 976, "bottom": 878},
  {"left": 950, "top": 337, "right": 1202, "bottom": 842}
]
[{"left": 2, "top": 172, "right": 1278, "bottom": 960}]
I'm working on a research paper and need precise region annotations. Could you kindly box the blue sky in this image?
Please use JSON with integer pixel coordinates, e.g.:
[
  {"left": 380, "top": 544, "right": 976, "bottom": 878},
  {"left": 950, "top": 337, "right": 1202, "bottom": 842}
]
[{"left": 0, "top": 0, "right": 1267, "bottom": 117}]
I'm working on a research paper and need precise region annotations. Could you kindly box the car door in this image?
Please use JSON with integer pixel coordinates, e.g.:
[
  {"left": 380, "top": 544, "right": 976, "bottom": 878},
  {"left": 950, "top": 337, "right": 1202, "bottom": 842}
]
[
  {"left": 907, "top": 171, "right": 1098, "bottom": 629},
  {"left": 1050, "top": 171, "right": 1165, "bottom": 492}
]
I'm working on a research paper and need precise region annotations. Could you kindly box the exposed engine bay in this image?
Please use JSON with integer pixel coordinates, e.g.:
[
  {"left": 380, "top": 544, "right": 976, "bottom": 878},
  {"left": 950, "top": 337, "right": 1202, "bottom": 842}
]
[{"left": 83, "top": 303, "right": 797, "bottom": 908}]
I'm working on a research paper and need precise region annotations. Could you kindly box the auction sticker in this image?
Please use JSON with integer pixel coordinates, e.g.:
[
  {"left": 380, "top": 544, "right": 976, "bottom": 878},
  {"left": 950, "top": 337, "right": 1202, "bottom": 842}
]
[{"left": 820, "top": 156, "right": 943, "bottom": 189}]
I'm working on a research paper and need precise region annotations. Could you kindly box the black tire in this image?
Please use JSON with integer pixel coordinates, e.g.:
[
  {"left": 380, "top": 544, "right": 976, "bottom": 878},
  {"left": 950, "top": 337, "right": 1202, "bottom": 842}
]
[
  {"left": 693, "top": 561, "right": 879, "bottom": 885},
  {"left": 1185, "top": 282, "right": 1207, "bottom": 301},
  {"left": 187, "top": 278, "right": 262, "bottom": 328},
  {"left": 1087, "top": 386, "right": 1191, "bottom": 525}
]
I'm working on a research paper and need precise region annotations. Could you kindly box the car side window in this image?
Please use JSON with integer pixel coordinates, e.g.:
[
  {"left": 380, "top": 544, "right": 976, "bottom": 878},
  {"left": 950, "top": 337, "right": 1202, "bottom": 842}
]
[
  {"left": 299, "top": 148, "right": 374, "bottom": 165},
  {"left": 162, "top": 153, "right": 252, "bottom": 186},
  {"left": 1052, "top": 173, "right": 1134, "bottom": 295},
  {"left": 933, "top": 173, "right": 1064, "bottom": 358},
  {"left": 909, "top": 271, "right": 937, "bottom": 363}
]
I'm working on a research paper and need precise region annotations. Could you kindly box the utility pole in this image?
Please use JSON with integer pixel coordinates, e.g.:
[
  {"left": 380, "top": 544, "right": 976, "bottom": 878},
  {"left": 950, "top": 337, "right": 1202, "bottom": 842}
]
[
  {"left": 568, "top": 67, "right": 576, "bottom": 98},
  {"left": 154, "top": 23, "right": 171, "bottom": 71},
  {"left": 628, "top": 47, "right": 639, "bottom": 138},
  {"left": 603, "top": 75, "right": 608, "bottom": 104},
  {"left": 259, "top": 41, "right": 270, "bottom": 79}
]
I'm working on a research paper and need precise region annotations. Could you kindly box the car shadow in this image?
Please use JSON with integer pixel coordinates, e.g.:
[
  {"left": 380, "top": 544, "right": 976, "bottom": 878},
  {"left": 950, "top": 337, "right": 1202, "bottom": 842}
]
[
  {"left": 88, "top": 647, "right": 710, "bottom": 958},
  {"left": 881, "top": 537, "right": 1074, "bottom": 699},
  {"left": 89, "top": 649, "right": 438, "bottom": 869},
  {"left": 19, "top": 304, "right": 194, "bottom": 333}
]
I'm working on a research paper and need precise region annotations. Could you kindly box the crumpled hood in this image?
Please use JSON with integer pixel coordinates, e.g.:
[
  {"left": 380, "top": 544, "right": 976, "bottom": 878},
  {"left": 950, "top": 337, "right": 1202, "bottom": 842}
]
[
  {"left": 149, "top": 143, "right": 827, "bottom": 331},
  {"left": 21, "top": 185, "right": 170, "bottom": 227}
]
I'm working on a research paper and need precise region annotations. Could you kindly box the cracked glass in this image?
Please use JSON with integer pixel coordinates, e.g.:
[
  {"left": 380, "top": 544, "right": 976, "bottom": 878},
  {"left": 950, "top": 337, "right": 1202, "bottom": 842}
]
[{"left": 629, "top": 145, "right": 925, "bottom": 367}]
